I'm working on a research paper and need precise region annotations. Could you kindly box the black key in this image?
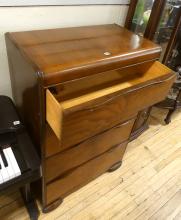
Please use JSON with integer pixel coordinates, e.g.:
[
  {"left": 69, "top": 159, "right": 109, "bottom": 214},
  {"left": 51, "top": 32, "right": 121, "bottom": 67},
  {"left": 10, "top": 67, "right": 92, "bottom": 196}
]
[{"left": 0, "top": 150, "right": 8, "bottom": 167}]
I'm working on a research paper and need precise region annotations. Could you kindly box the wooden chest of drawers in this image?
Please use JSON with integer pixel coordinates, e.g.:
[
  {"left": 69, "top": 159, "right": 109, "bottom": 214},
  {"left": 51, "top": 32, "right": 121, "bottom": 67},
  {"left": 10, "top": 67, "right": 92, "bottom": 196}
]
[{"left": 5, "top": 24, "right": 175, "bottom": 212}]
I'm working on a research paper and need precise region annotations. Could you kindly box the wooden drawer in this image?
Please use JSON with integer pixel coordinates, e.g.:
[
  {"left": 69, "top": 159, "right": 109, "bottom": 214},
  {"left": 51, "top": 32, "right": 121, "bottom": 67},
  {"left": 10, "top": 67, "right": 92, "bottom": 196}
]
[
  {"left": 46, "top": 141, "right": 127, "bottom": 205},
  {"left": 45, "top": 118, "right": 135, "bottom": 182},
  {"left": 46, "top": 61, "right": 175, "bottom": 150}
]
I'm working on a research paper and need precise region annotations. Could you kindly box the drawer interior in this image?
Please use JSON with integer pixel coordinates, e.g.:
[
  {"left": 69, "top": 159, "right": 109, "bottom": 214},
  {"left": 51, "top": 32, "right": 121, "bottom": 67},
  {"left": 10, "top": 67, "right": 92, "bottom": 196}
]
[
  {"left": 50, "top": 61, "right": 152, "bottom": 102},
  {"left": 49, "top": 61, "right": 173, "bottom": 110},
  {"left": 46, "top": 61, "right": 174, "bottom": 142}
]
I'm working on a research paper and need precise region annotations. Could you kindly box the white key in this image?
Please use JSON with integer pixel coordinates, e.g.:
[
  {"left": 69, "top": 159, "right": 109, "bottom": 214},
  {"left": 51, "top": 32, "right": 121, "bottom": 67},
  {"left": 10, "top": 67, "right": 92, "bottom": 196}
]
[
  {"left": 5, "top": 147, "right": 21, "bottom": 177},
  {"left": 0, "top": 155, "right": 9, "bottom": 182},
  {"left": 0, "top": 175, "right": 3, "bottom": 184},
  {"left": 0, "top": 161, "right": 4, "bottom": 184},
  {"left": 6, "top": 147, "right": 21, "bottom": 177},
  {"left": 3, "top": 148, "right": 16, "bottom": 180}
]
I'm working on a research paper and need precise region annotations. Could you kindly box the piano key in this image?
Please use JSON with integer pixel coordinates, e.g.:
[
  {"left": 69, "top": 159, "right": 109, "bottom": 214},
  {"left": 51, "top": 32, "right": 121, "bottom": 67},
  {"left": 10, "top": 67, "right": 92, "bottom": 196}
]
[
  {"left": 0, "top": 155, "right": 10, "bottom": 182},
  {"left": 5, "top": 147, "right": 21, "bottom": 177},
  {"left": 0, "top": 161, "right": 3, "bottom": 184},
  {"left": 1, "top": 147, "right": 12, "bottom": 180},
  {"left": 0, "top": 150, "right": 8, "bottom": 167},
  {"left": 3, "top": 148, "right": 17, "bottom": 180},
  {"left": 0, "top": 172, "right": 3, "bottom": 184},
  {"left": 12, "top": 146, "right": 28, "bottom": 173},
  {"left": 0, "top": 176, "right": 3, "bottom": 184}
]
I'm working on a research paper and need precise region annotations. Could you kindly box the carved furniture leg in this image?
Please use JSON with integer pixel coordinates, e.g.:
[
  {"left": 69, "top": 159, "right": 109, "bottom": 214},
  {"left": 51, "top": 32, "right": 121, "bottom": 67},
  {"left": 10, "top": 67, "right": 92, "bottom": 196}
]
[
  {"left": 20, "top": 183, "right": 39, "bottom": 220},
  {"left": 165, "top": 109, "right": 175, "bottom": 124},
  {"left": 165, "top": 89, "right": 181, "bottom": 124}
]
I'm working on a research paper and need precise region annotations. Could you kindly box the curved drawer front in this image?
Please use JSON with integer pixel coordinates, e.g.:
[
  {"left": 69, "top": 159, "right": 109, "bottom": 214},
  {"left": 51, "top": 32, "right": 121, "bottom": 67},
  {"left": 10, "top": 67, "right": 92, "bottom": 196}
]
[
  {"left": 46, "top": 142, "right": 127, "bottom": 205},
  {"left": 46, "top": 61, "right": 175, "bottom": 150},
  {"left": 45, "top": 118, "right": 135, "bottom": 182}
]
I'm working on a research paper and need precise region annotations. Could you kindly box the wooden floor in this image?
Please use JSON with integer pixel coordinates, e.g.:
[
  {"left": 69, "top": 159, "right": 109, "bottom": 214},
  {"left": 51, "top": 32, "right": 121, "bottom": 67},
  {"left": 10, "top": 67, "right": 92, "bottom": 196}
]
[{"left": 0, "top": 108, "right": 181, "bottom": 220}]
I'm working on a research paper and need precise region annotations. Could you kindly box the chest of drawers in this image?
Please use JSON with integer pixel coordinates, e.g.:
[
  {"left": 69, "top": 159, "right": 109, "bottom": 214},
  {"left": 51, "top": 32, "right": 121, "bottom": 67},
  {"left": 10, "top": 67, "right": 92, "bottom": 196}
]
[{"left": 5, "top": 24, "right": 175, "bottom": 212}]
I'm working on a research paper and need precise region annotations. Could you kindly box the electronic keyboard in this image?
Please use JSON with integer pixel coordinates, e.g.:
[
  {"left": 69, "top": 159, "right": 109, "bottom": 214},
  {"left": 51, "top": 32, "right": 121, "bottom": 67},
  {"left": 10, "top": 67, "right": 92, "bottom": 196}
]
[
  {"left": 0, "top": 96, "right": 40, "bottom": 192},
  {"left": 0, "top": 144, "right": 30, "bottom": 184}
]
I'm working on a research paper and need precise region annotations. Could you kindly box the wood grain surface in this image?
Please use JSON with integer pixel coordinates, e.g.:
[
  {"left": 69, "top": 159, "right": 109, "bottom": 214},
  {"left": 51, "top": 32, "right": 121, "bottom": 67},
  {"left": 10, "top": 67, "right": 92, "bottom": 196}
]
[
  {"left": 7, "top": 24, "right": 161, "bottom": 86},
  {"left": 45, "top": 118, "right": 135, "bottom": 182},
  {"left": 46, "top": 142, "right": 128, "bottom": 205},
  {"left": 6, "top": 25, "right": 175, "bottom": 211}
]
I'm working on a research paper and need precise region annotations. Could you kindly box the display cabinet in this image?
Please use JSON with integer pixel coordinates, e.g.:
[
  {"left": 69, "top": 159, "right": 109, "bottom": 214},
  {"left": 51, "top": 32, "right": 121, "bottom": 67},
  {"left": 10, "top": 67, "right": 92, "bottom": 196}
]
[
  {"left": 126, "top": 0, "right": 181, "bottom": 131},
  {"left": 125, "top": 0, "right": 181, "bottom": 64}
]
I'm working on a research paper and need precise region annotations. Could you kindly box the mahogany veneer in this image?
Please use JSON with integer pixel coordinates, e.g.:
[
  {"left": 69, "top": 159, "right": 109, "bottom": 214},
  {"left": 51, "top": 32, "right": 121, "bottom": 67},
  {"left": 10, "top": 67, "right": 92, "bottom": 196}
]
[{"left": 5, "top": 24, "right": 175, "bottom": 212}]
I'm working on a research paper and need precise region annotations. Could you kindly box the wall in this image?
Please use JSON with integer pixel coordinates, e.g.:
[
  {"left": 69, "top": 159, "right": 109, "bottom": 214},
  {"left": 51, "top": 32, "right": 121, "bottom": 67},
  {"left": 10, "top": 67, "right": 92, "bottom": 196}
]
[{"left": 0, "top": 5, "right": 128, "bottom": 97}]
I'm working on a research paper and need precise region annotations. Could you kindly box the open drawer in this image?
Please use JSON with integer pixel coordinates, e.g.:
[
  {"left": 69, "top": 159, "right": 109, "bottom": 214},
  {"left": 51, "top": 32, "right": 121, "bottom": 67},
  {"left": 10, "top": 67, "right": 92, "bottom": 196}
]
[{"left": 46, "top": 61, "right": 175, "bottom": 150}]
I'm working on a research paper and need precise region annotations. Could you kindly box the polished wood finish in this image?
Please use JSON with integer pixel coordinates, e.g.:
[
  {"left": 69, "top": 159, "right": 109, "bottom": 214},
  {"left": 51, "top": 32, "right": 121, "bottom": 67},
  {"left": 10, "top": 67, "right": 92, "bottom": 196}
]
[
  {"left": 130, "top": 107, "right": 151, "bottom": 141},
  {"left": 144, "top": 0, "right": 166, "bottom": 40},
  {"left": 125, "top": 1, "right": 181, "bottom": 65},
  {"left": 0, "top": 108, "right": 181, "bottom": 219},
  {"left": 45, "top": 119, "right": 135, "bottom": 182},
  {"left": 107, "top": 161, "right": 122, "bottom": 172},
  {"left": 5, "top": 25, "right": 175, "bottom": 211},
  {"left": 44, "top": 125, "right": 62, "bottom": 158},
  {"left": 42, "top": 198, "right": 63, "bottom": 214},
  {"left": 46, "top": 61, "right": 175, "bottom": 149},
  {"left": 125, "top": 0, "right": 166, "bottom": 40},
  {"left": 46, "top": 90, "right": 63, "bottom": 141},
  {"left": 5, "top": 36, "right": 42, "bottom": 151},
  {"left": 46, "top": 142, "right": 128, "bottom": 205},
  {"left": 7, "top": 24, "right": 161, "bottom": 86},
  {"left": 50, "top": 60, "right": 154, "bottom": 101},
  {"left": 124, "top": 0, "right": 138, "bottom": 29}
]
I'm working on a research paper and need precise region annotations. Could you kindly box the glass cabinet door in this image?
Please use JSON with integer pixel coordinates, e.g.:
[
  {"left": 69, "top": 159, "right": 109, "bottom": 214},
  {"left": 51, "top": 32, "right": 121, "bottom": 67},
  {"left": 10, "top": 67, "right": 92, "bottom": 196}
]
[
  {"left": 167, "top": 26, "right": 181, "bottom": 81},
  {"left": 127, "top": 0, "right": 181, "bottom": 64},
  {"left": 125, "top": 0, "right": 181, "bottom": 118},
  {"left": 153, "top": 0, "right": 181, "bottom": 61},
  {"left": 131, "top": 0, "right": 155, "bottom": 36}
]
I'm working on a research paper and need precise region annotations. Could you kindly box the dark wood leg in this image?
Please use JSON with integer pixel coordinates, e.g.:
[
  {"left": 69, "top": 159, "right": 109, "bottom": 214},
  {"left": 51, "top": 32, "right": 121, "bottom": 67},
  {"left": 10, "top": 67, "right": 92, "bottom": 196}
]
[
  {"left": 165, "top": 90, "right": 181, "bottom": 124},
  {"left": 165, "top": 109, "right": 175, "bottom": 124},
  {"left": 20, "top": 183, "right": 39, "bottom": 220},
  {"left": 108, "top": 161, "right": 122, "bottom": 172}
]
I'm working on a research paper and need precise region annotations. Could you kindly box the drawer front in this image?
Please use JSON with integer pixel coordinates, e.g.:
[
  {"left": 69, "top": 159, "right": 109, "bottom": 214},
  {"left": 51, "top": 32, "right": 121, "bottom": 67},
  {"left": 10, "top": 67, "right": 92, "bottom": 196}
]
[
  {"left": 61, "top": 75, "right": 174, "bottom": 149},
  {"left": 45, "top": 118, "right": 135, "bottom": 182},
  {"left": 46, "top": 142, "right": 127, "bottom": 205},
  {"left": 46, "top": 61, "right": 175, "bottom": 150}
]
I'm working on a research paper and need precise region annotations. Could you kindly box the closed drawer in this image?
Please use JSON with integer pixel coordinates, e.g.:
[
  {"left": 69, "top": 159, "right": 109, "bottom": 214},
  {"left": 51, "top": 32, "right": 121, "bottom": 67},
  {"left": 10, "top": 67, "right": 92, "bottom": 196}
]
[
  {"left": 45, "top": 118, "right": 135, "bottom": 182},
  {"left": 46, "top": 141, "right": 127, "bottom": 205},
  {"left": 46, "top": 61, "right": 175, "bottom": 150}
]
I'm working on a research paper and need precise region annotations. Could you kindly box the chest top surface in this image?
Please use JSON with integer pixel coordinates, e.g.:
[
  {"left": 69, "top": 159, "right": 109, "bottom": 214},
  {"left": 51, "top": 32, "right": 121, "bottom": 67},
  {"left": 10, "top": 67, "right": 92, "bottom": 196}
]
[{"left": 7, "top": 24, "right": 161, "bottom": 86}]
